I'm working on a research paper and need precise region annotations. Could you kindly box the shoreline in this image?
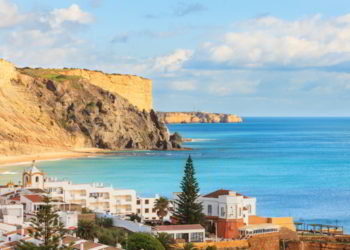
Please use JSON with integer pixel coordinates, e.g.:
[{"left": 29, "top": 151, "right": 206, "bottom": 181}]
[
  {"left": 0, "top": 148, "right": 115, "bottom": 168},
  {"left": 0, "top": 147, "right": 192, "bottom": 168}
]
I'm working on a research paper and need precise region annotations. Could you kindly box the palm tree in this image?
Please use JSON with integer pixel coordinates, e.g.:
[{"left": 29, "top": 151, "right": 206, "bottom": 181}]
[
  {"left": 156, "top": 233, "right": 175, "bottom": 250},
  {"left": 154, "top": 196, "right": 169, "bottom": 224},
  {"left": 76, "top": 220, "right": 97, "bottom": 240}
]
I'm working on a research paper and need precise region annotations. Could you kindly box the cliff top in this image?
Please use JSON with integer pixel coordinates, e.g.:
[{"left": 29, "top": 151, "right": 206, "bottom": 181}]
[{"left": 17, "top": 66, "right": 150, "bottom": 81}]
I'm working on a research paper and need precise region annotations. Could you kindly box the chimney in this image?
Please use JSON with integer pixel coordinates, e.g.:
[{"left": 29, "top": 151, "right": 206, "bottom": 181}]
[
  {"left": 73, "top": 232, "right": 77, "bottom": 237},
  {"left": 80, "top": 242, "right": 84, "bottom": 250},
  {"left": 59, "top": 238, "right": 63, "bottom": 247},
  {"left": 93, "top": 237, "right": 99, "bottom": 243}
]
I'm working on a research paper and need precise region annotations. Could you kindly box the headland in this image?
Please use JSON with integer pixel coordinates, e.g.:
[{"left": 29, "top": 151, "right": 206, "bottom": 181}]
[{"left": 0, "top": 59, "right": 181, "bottom": 160}]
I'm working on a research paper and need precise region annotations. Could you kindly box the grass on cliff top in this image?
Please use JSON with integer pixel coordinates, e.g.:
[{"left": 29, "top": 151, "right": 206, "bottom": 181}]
[{"left": 18, "top": 67, "right": 83, "bottom": 89}]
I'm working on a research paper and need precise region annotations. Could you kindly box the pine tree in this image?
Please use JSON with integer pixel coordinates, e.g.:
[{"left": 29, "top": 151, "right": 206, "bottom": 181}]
[
  {"left": 173, "top": 155, "right": 205, "bottom": 225},
  {"left": 16, "top": 196, "right": 69, "bottom": 250}
]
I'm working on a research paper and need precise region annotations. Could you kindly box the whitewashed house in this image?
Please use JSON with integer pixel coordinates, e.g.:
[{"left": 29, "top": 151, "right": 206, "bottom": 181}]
[
  {"left": 136, "top": 194, "right": 173, "bottom": 222},
  {"left": 0, "top": 204, "right": 23, "bottom": 225}
]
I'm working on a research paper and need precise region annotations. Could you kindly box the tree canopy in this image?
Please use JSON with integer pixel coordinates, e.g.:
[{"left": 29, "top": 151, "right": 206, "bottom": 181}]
[{"left": 173, "top": 155, "right": 205, "bottom": 225}]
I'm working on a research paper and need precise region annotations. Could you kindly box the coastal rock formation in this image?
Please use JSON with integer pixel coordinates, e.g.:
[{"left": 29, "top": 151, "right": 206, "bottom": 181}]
[
  {"left": 157, "top": 112, "right": 243, "bottom": 124},
  {"left": 58, "top": 68, "right": 152, "bottom": 111},
  {"left": 0, "top": 59, "right": 178, "bottom": 156}
]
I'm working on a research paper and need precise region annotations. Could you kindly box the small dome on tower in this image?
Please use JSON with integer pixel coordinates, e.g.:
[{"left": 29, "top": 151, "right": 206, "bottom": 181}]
[{"left": 25, "top": 160, "right": 42, "bottom": 174}]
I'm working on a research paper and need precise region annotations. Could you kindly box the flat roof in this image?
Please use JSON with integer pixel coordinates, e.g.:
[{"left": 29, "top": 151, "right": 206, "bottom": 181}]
[
  {"left": 239, "top": 223, "right": 280, "bottom": 231},
  {"left": 155, "top": 224, "right": 204, "bottom": 231}
]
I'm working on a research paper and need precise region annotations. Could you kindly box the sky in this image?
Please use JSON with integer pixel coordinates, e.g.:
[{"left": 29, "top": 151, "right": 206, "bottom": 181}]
[{"left": 1, "top": 0, "right": 350, "bottom": 116}]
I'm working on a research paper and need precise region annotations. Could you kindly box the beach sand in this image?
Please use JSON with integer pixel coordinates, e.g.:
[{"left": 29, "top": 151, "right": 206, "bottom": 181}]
[{"left": 0, "top": 148, "right": 112, "bottom": 168}]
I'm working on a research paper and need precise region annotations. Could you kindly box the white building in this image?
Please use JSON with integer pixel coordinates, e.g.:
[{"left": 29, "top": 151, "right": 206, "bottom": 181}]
[
  {"left": 154, "top": 224, "right": 205, "bottom": 243},
  {"left": 57, "top": 211, "right": 78, "bottom": 229},
  {"left": 21, "top": 161, "right": 136, "bottom": 216},
  {"left": 199, "top": 189, "right": 256, "bottom": 224},
  {"left": 136, "top": 195, "right": 173, "bottom": 222},
  {"left": 45, "top": 178, "right": 136, "bottom": 216},
  {"left": 0, "top": 204, "right": 23, "bottom": 225}
]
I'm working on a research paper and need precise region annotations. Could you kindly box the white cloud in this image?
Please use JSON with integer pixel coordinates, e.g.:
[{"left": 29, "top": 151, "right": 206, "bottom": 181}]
[
  {"left": 153, "top": 49, "right": 193, "bottom": 72},
  {"left": 0, "top": 0, "right": 25, "bottom": 28},
  {"left": 171, "top": 80, "right": 197, "bottom": 91},
  {"left": 49, "top": 4, "right": 95, "bottom": 28},
  {"left": 208, "top": 80, "right": 260, "bottom": 96},
  {"left": 198, "top": 14, "right": 350, "bottom": 69}
]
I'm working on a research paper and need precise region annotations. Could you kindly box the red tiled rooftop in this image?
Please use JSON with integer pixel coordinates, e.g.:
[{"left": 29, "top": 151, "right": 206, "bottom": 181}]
[
  {"left": 72, "top": 241, "right": 103, "bottom": 249},
  {"left": 24, "top": 195, "right": 44, "bottom": 203},
  {"left": 63, "top": 236, "right": 79, "bottom": 245},
  {"left": 203, "top": 189, "right": 231, "bottom": 198},
  {"left": 203, "top": 189, "right": 250, "bottom": 199},
  {"left": 10, "top": 196, "right": 20, "bottom": 201},
  {"left": 155, "top": 224, "right": 204, "bottom": 231}
]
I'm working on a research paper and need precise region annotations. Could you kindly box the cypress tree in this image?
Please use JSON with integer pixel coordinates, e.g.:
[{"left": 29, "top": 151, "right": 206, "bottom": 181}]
[{"left": 173, "top": 155, "right": 205, "bottom": 225}]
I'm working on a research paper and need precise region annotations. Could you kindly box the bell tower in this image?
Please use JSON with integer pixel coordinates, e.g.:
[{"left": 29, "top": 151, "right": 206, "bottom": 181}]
[{"left": 22, "top": 160, "right": 44, "bottom": 189}]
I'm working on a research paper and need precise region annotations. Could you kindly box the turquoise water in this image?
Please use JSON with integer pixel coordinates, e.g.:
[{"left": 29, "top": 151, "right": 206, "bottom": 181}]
[{"left": 2, "top": 118, "right": 350, "bottom": 231}]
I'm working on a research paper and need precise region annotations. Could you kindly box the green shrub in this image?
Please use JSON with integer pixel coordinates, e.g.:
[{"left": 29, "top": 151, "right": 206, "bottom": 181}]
[{"left": 127, "top": 233, "right": 164, "bottom": 250}]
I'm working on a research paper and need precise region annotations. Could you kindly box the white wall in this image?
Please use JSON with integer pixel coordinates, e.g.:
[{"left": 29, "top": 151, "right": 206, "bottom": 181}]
[
  {"left": 0, "top": 205, "right": 23, "bottom": 225},
  {"left": 96, "top": 213, "right": 152, "bottom": 233}
]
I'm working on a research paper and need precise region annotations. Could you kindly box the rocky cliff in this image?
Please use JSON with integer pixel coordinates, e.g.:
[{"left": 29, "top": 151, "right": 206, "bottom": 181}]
[
  {"left": 58, "top": 68, "right": 152, "bottom": 111},
  {"left": 0, "top": 60, "right": 178, "bottom": 156},
  {"left": 157, "top": 112, "right": 243, "bottom": 124}
]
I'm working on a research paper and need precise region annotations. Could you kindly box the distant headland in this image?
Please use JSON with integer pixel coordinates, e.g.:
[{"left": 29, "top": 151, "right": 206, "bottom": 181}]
[{"left": 157, "top": 112, "right": 243, "bottom": 124}]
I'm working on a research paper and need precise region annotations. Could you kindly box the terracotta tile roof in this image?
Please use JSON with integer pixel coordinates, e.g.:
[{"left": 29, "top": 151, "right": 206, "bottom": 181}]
[
  {"left": 27, "top": 189, "right": 46, "bottom": 194},
  {"left": 10, "top": 196, "right": 20, "bottom": 201},
  {"left": 24, "top": 195, "right": 44, "bottom": 203},
  {"left": 203, "top": 189, "right": 251, "bottom": 199},
  {"left": 203, "top": 189, "right": 231, "bottom": 198},
  {"left": 155, "top": 224, "right": 204, "bottom": 231},
  {"left": 72, "top": 241, "right": 103, "bottom": 249},
  {"left": 63, "top": 236, "right": 79, "bottom": 245}
]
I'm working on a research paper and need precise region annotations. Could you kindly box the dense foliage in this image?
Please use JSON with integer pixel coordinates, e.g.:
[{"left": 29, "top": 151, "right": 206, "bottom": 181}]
[
  {"left": 76, "top": 218, "right": 128, "bottom": 247},
  {"left": 155, "top": 233, "right": 175, "bottom": 250},
  {"left": 15, "top": 196, "right": 70, "bottom": 250},
  {"left": 173, "top": 155, "right": 205, "bottom": 225},
  {"left": 127, "top": 233, "right": 164, "bottom": 250}
]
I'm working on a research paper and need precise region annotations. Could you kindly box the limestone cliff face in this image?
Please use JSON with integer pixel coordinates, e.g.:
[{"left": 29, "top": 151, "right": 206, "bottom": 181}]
[
  {"left": 157, "top": 112, "right": 243, "bottom": 124},
  {"left": 0, "top": 60, "right": 178, "bottom": 156},
  {"left": 58, "top": 69, "right": 152, "bottom": 111}
]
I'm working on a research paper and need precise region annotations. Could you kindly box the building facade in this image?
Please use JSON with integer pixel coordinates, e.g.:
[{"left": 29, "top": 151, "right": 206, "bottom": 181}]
[
  {"left": 136, "top": 195, "right": 173, "bottom": 223},
  {"left": 199, "top": 189, "right": 256, "bottom": 239}
]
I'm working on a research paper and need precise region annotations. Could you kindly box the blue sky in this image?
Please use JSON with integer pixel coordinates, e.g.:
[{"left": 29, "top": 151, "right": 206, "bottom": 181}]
[{"left": 1, "top": 0, "right": 350, "bottom": 116}]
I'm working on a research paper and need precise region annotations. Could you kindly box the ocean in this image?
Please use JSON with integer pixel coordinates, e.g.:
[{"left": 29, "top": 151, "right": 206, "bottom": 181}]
[{"left": 2, "top": 117, "right": 350, "bottom": 231}]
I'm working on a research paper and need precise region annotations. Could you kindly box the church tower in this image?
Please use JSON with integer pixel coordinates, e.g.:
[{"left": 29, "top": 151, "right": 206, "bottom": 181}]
[{"left": 22, "top": 160, "right": 44, "bottom": 189}]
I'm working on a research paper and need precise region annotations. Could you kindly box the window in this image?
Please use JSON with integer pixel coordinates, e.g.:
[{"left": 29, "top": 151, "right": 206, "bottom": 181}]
[
  {"left": 26, "top": 176, "right": 29, "bottom": 183},
  {"left": 137, "top": 209, "right": 141, "bottom": 214},
  {"left": 220, "top": 207, "right": 225, "bottom": 217},
  {"left": 145, "top": 208, "right": 149, "bottom": 213},
  {"left": 208, "top": 205, "right": 212, "bottom": 216},
  {"left": 36, "top": 176, "right": 39, "bottom": 183},
  {"left": 145, "top": 199, "right": 149, "bottom": 204},
  {"left": 152, "top": 208, "right": 156, "bottom": 213},
  {"left": 137, "top": 200, "right": 141, "bottom": 205},
  {"left": 152, "top": 217, "right": 156, "bottom": 220},
  {"left": 190, "top": 232, "right": 203, "bottom": 242}
]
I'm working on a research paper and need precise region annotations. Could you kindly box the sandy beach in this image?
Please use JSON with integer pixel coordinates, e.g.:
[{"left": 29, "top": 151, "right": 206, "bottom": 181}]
[{"left": 0, "top": 148, "right": 113, "bottom": 168}]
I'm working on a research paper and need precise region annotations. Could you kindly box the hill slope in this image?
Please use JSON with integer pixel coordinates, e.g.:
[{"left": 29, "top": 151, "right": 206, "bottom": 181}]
[{"left": 0, "top": 59, "right": 178, "bottom": 156}]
